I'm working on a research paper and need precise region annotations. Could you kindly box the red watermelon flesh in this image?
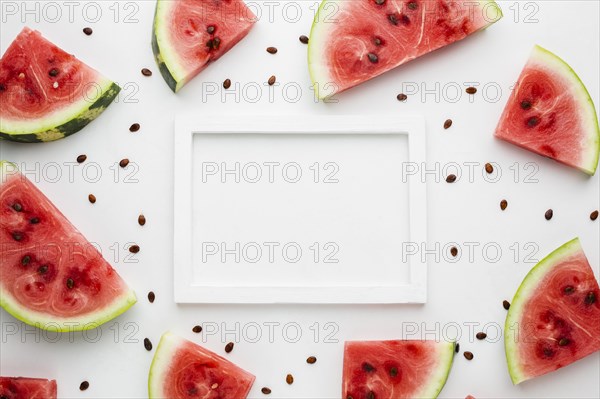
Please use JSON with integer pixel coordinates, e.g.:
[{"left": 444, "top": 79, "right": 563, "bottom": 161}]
[
  {"left": 505, "top": 238, "right": 600, "bottom": 384},
  {"left": 308, "top": 0, "right": 502, "bottom": 98},
  {"left": 343, "top": 340, "right": 455, "bottom": 399},
  {"left": 148, "top": 332, "right": 255, "bottom": 398},
  {"left": 495, "top": 45, "right": 600, "bottom": 175},
  {"left": 0, "top": 162, "right": 136, "bottom": 331},
  {"left": 0, "top": 377, "right": 57, "bottom": 399}
]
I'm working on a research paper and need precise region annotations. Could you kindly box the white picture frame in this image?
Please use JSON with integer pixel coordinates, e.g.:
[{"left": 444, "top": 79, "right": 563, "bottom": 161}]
[{"left": 173, "top": 115, "right": 427, "bottom": 303}]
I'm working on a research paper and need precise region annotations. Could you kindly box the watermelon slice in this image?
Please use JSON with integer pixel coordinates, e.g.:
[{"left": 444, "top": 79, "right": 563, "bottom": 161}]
[
  {"left": 0, "top": 27, "right": 120, "bottom": 143},
  {"left": 495, "top": 45, "right": 600, "bottom": 175},
  {"left": 0, "top": 162, "right": 136, "bottom": 332},
  {"left": 148, "top": 332, "right": 255, "bottom": 398},
  {"left": 0, "top": 377, "right": 57, "bottom": 399},
  {"left": 308, "top": 0, "right": 503, "bottom": 98},
  {"left": 504, "top": 238, "right": 600, "bottom": 384},
  {"left": 342, "top": 340, "right": 455, "bottom": 399},
  {"left": 152, "top": 0, "right": 256, "bottom": 92}
]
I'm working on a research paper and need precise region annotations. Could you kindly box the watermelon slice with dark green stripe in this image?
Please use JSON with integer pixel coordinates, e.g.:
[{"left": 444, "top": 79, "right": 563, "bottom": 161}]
[{"left": 0, "top": 27, "right": 120, "bottom": 143}]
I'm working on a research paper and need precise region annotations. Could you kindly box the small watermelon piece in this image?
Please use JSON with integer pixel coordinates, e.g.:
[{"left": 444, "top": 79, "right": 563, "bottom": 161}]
[
  {"left": 0, "top": 162, "right": 136, "bottom": 331},
  {"left": 0, "top": 27, "right": 120, "bottom": 143},
  {"left": 495, "top": 45, "right": 600, "bottom": 175},
  {"left": 0, "top": 377, "right": 57, "bottom": 399},
  {"left": 152, "top": 0, "right": 256, "bottom": 92},
  {"left": 504, "top": 238, "right": 600, "bottom": 384},
  {"left": 308, "top": 0, "right": 502, "bottom": 98},
  {"left": 148, "top": 332, "right": 255, "bottom": 398},
  {"left": 342, "top": 340, "right": 455, "bottom": 399}
]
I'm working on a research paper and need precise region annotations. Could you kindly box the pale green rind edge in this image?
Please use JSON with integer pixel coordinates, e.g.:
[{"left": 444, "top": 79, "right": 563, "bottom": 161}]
[
  {"left": 0, "top": 161, "right": 137, "bottom": 332},
  {"left": 152, "top": 0, "right": 184, "bottom": 93},
  {"left": 307, "top": 0, "right": 503, "bottom": 100},
  {"left": 530, "top": 45, "right": 600, "bottom": 175},
  {"left": 504, "top": 237, "right": 583, "bottom": 385},
  {"left": 418, "top": 341, "right": 456, "bottom": 398},
  {"left": 148, "top": 331, "right": 178, "bottom": 398}
]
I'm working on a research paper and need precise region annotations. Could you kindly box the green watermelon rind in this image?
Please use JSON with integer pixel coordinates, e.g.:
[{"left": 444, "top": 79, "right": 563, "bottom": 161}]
[
  {"left": 504, "top": 237, "right": 583, "bottom": 385},
  {"left": 0, "top": 161, "right": 137, "bottom": 332},
  {"left": 152, "top": 0, "right": 181, "bottom": 93},
  {"left": 417, "top": 341, "right": 456, "bottom": 398},
  {"left": 0, "top": 80, "right": 120, "bottom": 143},
  {"left": 307, "top": 0, "right": 504, "bottom": 100},
  {"left": 148, "top": 331, "right": 179, "bottom": 398}
]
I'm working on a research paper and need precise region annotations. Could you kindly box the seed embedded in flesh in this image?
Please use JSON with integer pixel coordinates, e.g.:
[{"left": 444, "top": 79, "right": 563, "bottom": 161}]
[
  {"left": 563, "top": 286, "right": 575, "bottom": 295},
  {"left": 306, "top": 356, "right": 317, "bottom": 364},
  {"left": 389, "top": 367, "right": 398, "bottom": 377},
  {"left": 397, "top": 93, "right": 407, "bottom": 102},
  {"left": 147, "top": 291, "right": 155, "bottom": 303},
  {"left": 138, "top": 214, "right": 146, "bottom": 226},
  {"left": 375, "top": 0, "right": 385, "bottom": 4},
  {"left": 192, "top": 325, "right": 202, "bottom": 333},
  {"left": 476, "top": 332, "right": 487, "bottom": 340},
  {"left": 38, "top": 265, "right": 48, "bottom": 274},
  {"left": 79, "top": 381, "right": 89, "bottom": 391},
  {"left": 119, "top": 159, "right": 130, "bottom": 168},
  {"left": 83, "top": 27, "right": 93, "bottom": 36},
  {"left": 266, "top": 46, "right": 278, "bottom": 54},
  {"left": 207, "top": 25, "right": 216, "bottom": 34},
  {"left": 362, "top": 362, "right": 375, "bottom": 372},
  {"left": 590, "top": 210, "right": 599, "bottom": 221},
  {"left": 21, "top": 255, "right": 31, "bottom": 266},
  {"left": 374, "top": 37, "right": 382, "bottom": 46},
  {"left": 129, "top": 123, "right": 140, "bottom": 132},
  {"left": 545, "top": 209, "right": 553, "bottom": 220},
  {"left": 446, "top": 174, "right": 457, "bottom": 183},
  {"left": 503, "top": 300, "right": 511, "bottom": 310},
  {"left": 463, "top": 351, "right": 474, "bottom": 360},
  {"left": 0, "top": 84, "right": 6, "bottom": 91},
  {"left": 299, "top": 35, "right": 309, "bottom": 44},
  {"left": 585, "top": 292, "right": 596, "bottom": 305},
  {"left": 520, "top": 100, "right": 532, "bottom": 110},
  {"left": 12, "top": 232, "right": 23, "bottom": 241},
  {"left": 367, "top": 53, "right": 378, "bottom": 63},
  {"left": 367, "top": 391, "right": 375, "bottom": 399},
  {"left": 49, "top": 68, "right": 59, "bottom": 77},
  {"left": 261, "top": 387, "right": 272, "bottom": 395},
  {"left": 268, "top": 75, "right": 276, "bottom": 86},
  {"left": 88, "top": 194, "right": 96, "bottom": 204},
  {"left": 387, "top": 13, "right": 399, "bottom": 25},
  {"left": 407, "top": 1, "right": 418, "bottom": 10},
  {"left": 466, "top": 87, "right": 477, "bottom": 94},
  {"left": 141, "top": 68, "right": 152, "bottom": 77},
  {"left": 527, "top": 116, "right": 540, "bottom": 127},
  {"left": 223, "top": 79, "right": 231, "bottom": 89},
  {"left": 12, "top": 203, "right": 22, "bottom": 212},
  {"left": 77, "top": 154, "right": 87, "bottom": 163},
  {"left": 558, "top": 338, "right": 570, "bottom": 346},
  {"left": 66, "top": 278, "right": 75, "bottom": 289},
  {"left": 144, "top": 338, "right": 153, "bottom": 351},
  {"left": 225, "top": 342, "right": 234, "bottom": 353},
  {"left": 207, "top": 37, "right": 221, "bottom": 50},
  {"left": 129, "top": 245, "right": 140, "bottom": 254},
  {"left": 485, "top": 163, "right": 494, "bottom": 174},
  {"left": 444, "top": 119, "right": 453, "bottom": 129},
  {"left": 30, "top": 217, "right": 40, "bottom": 224},
  {"left": 500, "top": 199, "right": 508, "bottom": 210},
  {"left": 286, "top": 374, "right": 294, "bottom": 384}
]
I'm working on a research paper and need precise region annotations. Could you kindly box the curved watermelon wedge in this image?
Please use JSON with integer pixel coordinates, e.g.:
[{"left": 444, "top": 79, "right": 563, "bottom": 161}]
[
  {"left": 504, "top": 238, "right": 600, "bottom": 384},
  {"left": 152, "top": 0, "right": 256, "bottom": 92},
  {"left": 495, "top": 45, "right": 600, "bottom": 175},
  {"left": 308, "top": 0, "right": 502, "bottom": 99},
  {"left": 0, "top": 162, "right": 136, "bottom": 332},
  {"left": 0, "top": 27, "right": 120, "bottom": 143},
  {"left": 148, "top": 332, "right": 255, "bottom": 398},
  {"left": 0, "top": 377, "right": 57, "bottom": 399},
  {"left": 342, "top": 340, "right": 455, "bottom": 398}
]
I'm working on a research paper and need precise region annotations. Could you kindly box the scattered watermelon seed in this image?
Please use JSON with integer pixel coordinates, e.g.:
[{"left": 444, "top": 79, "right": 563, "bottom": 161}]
[
  {"left": 389, "top": 367, "right": 398, "bottom": 377},
  {"left": 266, "top": 46, "right": 278, "bottom": 54},
  {"left": 362, "top": 362, "right": 375, "bottom": 372},
  {"left": 12, "top": 203, "right": 22, "bottom": 212},
  {"left": 446, "top": 174, "right": 457, "bottom": 183},
  {"left": 367, "top": 53, "right": 378, "bottom": 63},
  {"left": 520, "top": 100, "right": 532, "bottom": 110},
  {"left": 476, "top": 332, "right": 487, "bottom": 340},
  {"left": 286, "top": 374, "right": 294, "bottom": 384},
  {"left": 443, "top": 119, "right": 452, "bottom": 129},
  {"left": 223, "top": 79, "right": 231, "bottom": 89},
  {"left": 397, "top": 93, "right": 407, "bottom": 102},
  {"left": 463, "top": 351, "right": 474, "bottom": 360},
  {"left": 119, "top": 159, "right": 130, "bottom": 168},
  {"left": 503, "top": 300, "right": 511, "bottom": 310},
  {"left": 590, "top": 210, "right": 599, "bottom": 221},
  {"left": 141, "top": 68, "right": 152, "bottom": 77},
  {"left": 129, "top": 245, "right": 140, "bottom": 254},
  {"left": 192, "top": 325, "right": 202, "bottom": 333},
  {"left": 527, "top": 116, "right": 540, "bottom": 127},
  {"left": 66, "top": 278, "right": 74, "bottom": 289},
  {"left": 207, "top": 25, "right": 216, "bottom": 34},
  {"left": 83, "top": 27, "right": 93, "bottom": 36},
  {"left": 455, "top": 343, "right": 460, "bottom": 353},
  {"left": 79, "top": 381, "right": 89, "bottom": 391},
  {"left": 466, "top": 87, "right": 477, "bottom": 94},
  {"left": 147, "top": 291, "right": 155, "bottom": 303},
  {"left": 450, "top": 247, "right": 458, "bottom": 257},
  {"left": 306, "top": 356, "right": 317, "bottom": 364},
  {"left": 77, "top": 154, "right": 87, "bottom": 163},
  {"left": 585, "top": 292, "right": 596, "bottom": 305},
  {"left": 138, "top": 214, "right": 146, "bottom": 226},
  {"left": 268, "top": 75, "right": 276, "bottom": 86},
  {"left": 21, "top": 255, "right": 31, "bottom": 266},
  {"left": 129, "top": 123, "right": 140, "bottom": 132},
  {"left": 558, "top": 338, "right": 570, "bottom": 346},
  {"left": 500, "top": 199, "right": 508, "bottom": 211},
  {"left": 30, "top": 217, "right": 40, "bottom": 224},
  {"left": 299, "top": 35, "right": 309, "bottom": 44},
  {"left": 38, "top": 265, "right": 48, "bottom": 274},
  {"left": 261, "top": 387, "right": 272, "bottom": 395},
  {"left": 88, "top": 194, "right": 96, "bottom": 204},
  {"left": 49, "top": 68, "right": 59, "bottom": 77},
  {"left": 485, "top": 163, "right": 494, "bottom": 174},
  {"left": 545, "top": 209, "right": 553, "bottom": 220},
  {"left": 11, "top": 232, "right": 23, "bottom": 241},
  {"left": 144, "top": 338, "right": 153, "bottom": 351},
  {"left": 225, "top": 342, "right": 234, "bottom": 353}
]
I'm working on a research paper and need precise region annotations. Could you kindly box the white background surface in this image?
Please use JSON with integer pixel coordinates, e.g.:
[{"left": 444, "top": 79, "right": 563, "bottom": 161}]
[{"left": 1, "top": 1, "right": 599, "bottom": 398}]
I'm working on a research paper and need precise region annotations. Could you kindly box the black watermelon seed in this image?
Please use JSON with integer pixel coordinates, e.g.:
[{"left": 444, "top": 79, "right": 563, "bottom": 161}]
[
  {"left": 450, "top": 247, "right": 458, "bottom": 257},
  {"left": 0, "top": 84, "right": 6, "bottom": 91},
  {"left": 306, "top": 356, "right": 317, "bottom": 364},
  {"left": 558, "top": 338, "right": 570, "bottom": 346},
  {"left": 443, "top": 119, "right": 453, "bottom": 129},
  {"left": 375, "top": 0, "right": 385, "bottom": 4},
  {"left": 30, "top": 217, "right": 40, "bottom": 224},
  {"left": 261, "top": 387, "right": 271, "bottom": 395},
  {"left": 503, "top": 300, "right": 511, "bottom": 310},
  {"left": 192, "top": 325, "right": 202, "bottom": 333},
  {"left": 119, "top": 159, "right": 130, "bottom": 168},
  {"left": 141, "top": 68, "right": 152, "bottom": 76},
  {"left": 367, "top": 391, "right": 375, "bottom": 399},
  {"left": 138, "top": 214, "right": 146, "bottom": 226},
  {"left": 12, "top": 203, "right": 22, "bottom": 212},
  {"left": 463, "top": 351, "right": 474, "bottom": 360},
  {"left": 88, "top": 194, "right": 96, "bottom": 204},
  {"left": 266, "top": 46, "right": 278, "bottom": 54},
  {"left": 590, "top": 210, "right": 599, "bottom": 221},
  {"left": 455, "top": 343, "right": 460, "bottom": 353},
  {"left": 527, "top": 116, "right": 540, "bottom": 127},
  {"left": 466, "top": 87, "right": 477, "bottom": 94},
  {"left": 207, "top": 37, "right": 221, "bottom": 50},
  {"left": 83, "top": 27, "right": 93, "bottom": 36},
  {"left": 12, "top": 232, "right": 23, "bottom": 241},
  {"left": 129, "top": 123, "right": 140, "bottom": 132},
  {"left": 389, "top": 367, "right": 398, "bottom": 377},
  {"left": 144, "top": 338, "right": 153, "bottom": 351},
  {"left": 446, "top": 174, "right": 457, "bottom": 183},
  {"left": 362, "top": 362, "right": 375, "bottom": 372},
  {"left": 286, "top": 374, "right": 294, "bottom": 384},
  {"left": 545, "top": 209, "right": 553, "bottom": 220},
  {"left": 268, "top": 75, "right": 276, "bottom": 86},
  {"left": 500, "top": 199, "right": 508, "bottom": 210},
  {"left": 207, "top": 25, "right": 216, "bottom": 34},
  {"left": 49, "top": 68, "right": 59, "bottom": 77},
  {"left": 79, "top": 381, "right": 89, "bottom": 391},
  {"left": 299, "top": 35, "right": 309, "bottom": 44},
  {"left": 563, "top": 286, "right": 575, "bottom": 295},
  {"left": 407, "top": 1, "right": 418, "bottom": 10},
  {"left": 21, "top": 255, "right": 31, "bottom": 266},
  {"left": 585, "top": 292, "right": 596, "bottom": 305},
  {"left": 374, "top": 37, "right": 383, "bottom": 46},
  {"left": 485, "top": 163, "right": 494, "bottom": 174},
  {"left": 223, "top": 79, "right": 231, "bottom": 89},
  {"left": 397, "top": 93, "right": 407, "bottom": 102},
  {"left": 225, "top": 342, "right": 234, "bottom": 353},
  {"left": 38, "top": 265, "right": 48, "bottom": 274},
  {"left": 147, "top": 291, "right": 155, "bottom": 303},
  {"left": 520, "top": 100, "right": 532, "bottom": 110},
  {"left": 66, "top": 278, "right": 74, "bottom": 289},
  {"left": 129, "top": 245, "right": 140, "bottom": 254},
  {"left": 388, "top": 13, "right": 399, "bottom": 25},
  {"left": 77, "top": 154, "right": 87, "bottom": 163},
  {"left": 476, "top": 332, "right": 487, "bottom": 340},
  {"left": 367, "top": 53, "right": 378, "bottom": 63}
]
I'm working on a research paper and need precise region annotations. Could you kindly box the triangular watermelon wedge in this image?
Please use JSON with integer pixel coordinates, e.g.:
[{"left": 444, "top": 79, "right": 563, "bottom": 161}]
[
  {"left": 0, "top": 162, "right": 136, "bottom": 331},
  {"left": 0, "top": 377, "right": 57, "bottom": 399},
  {"left": 308, "top": 0, "right": 503, "bottom": 98},
  {"left": 504, "top": 238, "right": 600, "bottom": 384},
  {"left": 343, "top": 340, "right": 455, "bottom": 398},
  {"left": 148, "top": 332, "right": 255, "bottom": 398},
  {"left": 495, "top": 46, "right": 600, "bottom": 175},
  {"left": 152, "top": 0, "right": 256, "bottom": 92}
]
